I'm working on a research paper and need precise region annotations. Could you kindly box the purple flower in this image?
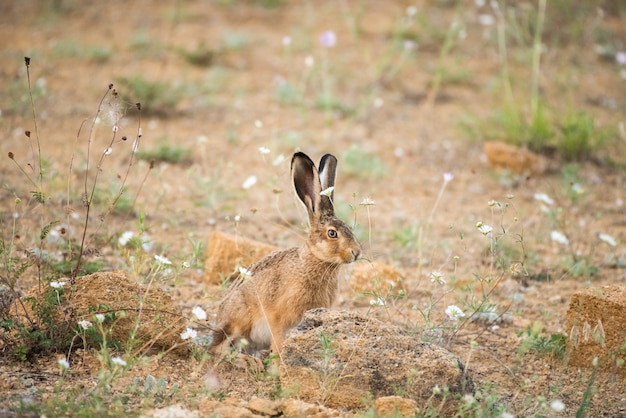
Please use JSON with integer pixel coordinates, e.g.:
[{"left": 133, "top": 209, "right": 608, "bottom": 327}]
[
  {"left": 616, "top": 52, "right": 626, "bottom": 66},
  {"left": 320, "top": 31, "right": 337, "bottom": 48}
]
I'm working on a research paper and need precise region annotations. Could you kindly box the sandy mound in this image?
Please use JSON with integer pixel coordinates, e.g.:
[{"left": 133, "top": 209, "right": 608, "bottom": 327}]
[{"left": 6, "top": 271, "right": 186, "bottom": 354}]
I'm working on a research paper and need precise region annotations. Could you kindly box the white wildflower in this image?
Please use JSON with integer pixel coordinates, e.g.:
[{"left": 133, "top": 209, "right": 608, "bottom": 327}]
[
  {"left": 550, "top": 399, "right": 565, "bottom": 412},
  {"left": 571, "top": 183, "right": 584, "bottom": 195},
  {"left": 58, "top": 358, "right": 70, "bottom": 370},
  {"left": 598, "top": 233, "right": 617, "bottom": 247},
  {"left": 550, "top": 230, "right": 569, "bottom": 245},
  {"left": 104, "top": 147, "right": 113, "bottom": 156},
  {"left": 432, "top": 384, "right": 441, "bottom": 395},
  {"left": 304, "top": 55, "right": 314, "bottom": 67},
  {"left": 181, "top": 327, "right": 197, "bottom": 341},
  {"left": 192, "top": 306, "right": 207, "bottom": 321},
  {"left": 242, "top": 175, "right": 257, "bottom": 190},
  {"left": 78, "top": 320, "right": 93, "bottom": 330},
  {"left": 445, "top": 305, "right": 465, "bottom": 321},
  {"left": 429, "top": 271, "right": 446, "bottom": 285},
  {"left": 50, "top": 281, "right": 66, "bottom": 289},
  {"left": 238, "top": 266, "right": 253, "bottom": 278},
  {"left": 254, "top": 120, "right": 263, "bottom": 128},
  {"left": 360, "top": 197, "right": 375, "bottom": 206},
  {"left": 534, "top": 193, "right": 554, "bottom": 205},
  {"left": 258, "top": 146, "right": 270, "bottom": 155},
  {"left": 272, "top": 154, "right": 286, "bottom": 166},
  {"left": 476, "top": 222, "right": 493, "bottom": 236},
  {"left": 443, "top": 172, "right": 454, "bottom": 183},
  {"left": 118, "top": 231, "right": 134, "bottom": 246},
  {"left": 111, "top": 356, "right": 127, "bottom": 367},
  {"left": 320, "top": 186, "right": 334, "bottom": 197},
  {"left": 478, "top": 14, "right": 495, "bottom": 26},
  {"left": 282, "top": 36, "right": 292, "bottom": 47},
  {"left": 95, "top": 314, "right": 105, "bottom": 323},
  {"left": 154, "top": 254, "right": 172, "bottom": 265},
  {"left": 369, "top": 297, "right": 386, "bottom": 306}
]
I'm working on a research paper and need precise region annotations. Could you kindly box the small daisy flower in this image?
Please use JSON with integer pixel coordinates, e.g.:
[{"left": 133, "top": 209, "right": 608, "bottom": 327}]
[
  {"left": 550, "top": 230, "right": 569, "bottom": 246},
  {"left": 238, "top": 267, "right": 253, "bottom": 278},
  {"left": 50, "top": 281, "right": 66, "bottom": 289},
  {"left": 118, "top": 231, "right": 134, "bottom": 246},
  {"left": 534, "top": 193, "right": 554, "bottom": 205},
  {"left": 95, "top": 314, "right": 105, "bottom": 323},
  {"left": 476, "top": 222, "right": 493, "bottom": 236},
  {"left": 360, "top": 197, "right": 375, "bottom": 206},
  {"left": 58, "top": 358, "right": 70, "bottom": 370},
  {"left": 181, "top": 327, "right": 197, "bottom": 341},
  {"left": 242, "top": 175, "right": 257, "bottom": 190},
  {"left": 429, "top": 271, "right": 446, "bottom": 285},
  {"left": 443, "top": 172, "right": 454, "bottom": 183},
  {"left": 192, "top": 306, "right": 207, "bottom": 321},
  {"left": 111, "top": 357, "right": 127, "bottom": 367},
  {"left": 78, "top": 320, "right": 93, "bottom": 330},
  {"left": 598, "top": 233, "right": 617, "bottom": 247},
  {"left": 154, "top": 254, "right": 172, "bottom": 265},
  {"left": 258, "top": 146, "right": 270, "bottom": 155},
  {"left": 550, "top": 399, "right": 565, "bottom": 412},
  {"left": 272, "top": 154, "right": 286, "bottom": 166},
  {"left": 369, "top": 297, "right": 386, "bottom": 306},
  {"left": 445, "top": 305, "right": 465, "bottom": 321},
  {"left": 320, "top": 187, "right": 334, "bottom": 197}
]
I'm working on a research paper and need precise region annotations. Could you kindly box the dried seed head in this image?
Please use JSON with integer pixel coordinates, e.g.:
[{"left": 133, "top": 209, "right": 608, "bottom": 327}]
[
  {"left": 112, "top": 89, "right": 118, "bottom": 96},
  {"left": 149, "top": 160, "right": 155, "bottom": 169},
  {"left": 136, "top": 102, "right": 141, "bottom": 110},
  {"left": 25, "top": 130, "right": 31, "bottom": 138},
  {"left": 60, "top": 227, "right": 66, "bottom": 235},
  {"left": 108, "top": 83, "right": 114, "bottom": 89},
  {"left": 121, "top": 136, "right": 127, "bottom": 141},
  {"left": 8, "top": 152, "right": 14, "bottom": 159},
  {"left": 24, "top": 56, "right": 30, "bottom": 66}
]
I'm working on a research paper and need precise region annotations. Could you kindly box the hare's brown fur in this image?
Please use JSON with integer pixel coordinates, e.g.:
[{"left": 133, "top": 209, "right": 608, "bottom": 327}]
[{"left": 209, "top": 153, "right": 361, "bottom": 356}]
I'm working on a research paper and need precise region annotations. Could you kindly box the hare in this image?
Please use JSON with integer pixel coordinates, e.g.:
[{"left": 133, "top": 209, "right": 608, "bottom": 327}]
[{"left": 210, "top": 152, "right": 362, "bottom": 357}]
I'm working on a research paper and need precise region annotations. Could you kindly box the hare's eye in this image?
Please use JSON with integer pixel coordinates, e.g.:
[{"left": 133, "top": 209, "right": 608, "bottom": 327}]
[{"left": 327, "top": 229, "right": 338, "bottom": 239}]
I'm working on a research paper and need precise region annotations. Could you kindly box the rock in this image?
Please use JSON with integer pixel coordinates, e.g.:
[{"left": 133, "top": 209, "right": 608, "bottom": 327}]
[
  {"left": 349, "top": 261, "right": 406, "bottom": 306},
  {"left": 140, "top": 405, "right": 200, "bottom": 418},
  {"left": 247, "top": 397, "right": 278, "bottom": 416},
  {"left": 565, "top": 285, "right": 626, "bottom": 372},
  {"left": 374, "top": 396, "right": 418, "bottom": 418},
  {"left": 7, "top": 271, "right": 185, "bottom": 354},
  {"left": 483, "top": 141, "right": 548, "bottom": 175},
  {"left": 280, "top": 309, "right": 473, "bottom": 412},
  {"left": 204, "top": 231, "right": 277, "bottom": 285},
  {"left": 279, "top": 398, "right": 342, "bottom": 418}
]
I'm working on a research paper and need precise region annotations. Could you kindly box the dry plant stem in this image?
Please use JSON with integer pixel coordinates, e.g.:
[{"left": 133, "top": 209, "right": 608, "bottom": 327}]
[
  {"left": 417, "top": 179, "right": 450, "bottom": 282},
  {"left": 492, "top": 1, "right": 515, "bottom": 113},
  {"left": 530, "top": 0, "right": 546, "bottom": 119},
  {"left": 24, "top": 57, "right": 46, "bottom": 291},
  {"left": 111, "top": 103, "right": 143, "bottom": 211},
  {"left": 73, "top": 85, "right": 115, "bottom": 281}
]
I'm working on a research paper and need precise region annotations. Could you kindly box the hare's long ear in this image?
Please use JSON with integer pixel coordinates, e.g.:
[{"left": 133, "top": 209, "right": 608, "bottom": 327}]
[
  {"left": 292, "top": 152, "right": 322, "bottom": 225},
  {"left": 318, "top": 154, "right": 337, "bottom": 216}
]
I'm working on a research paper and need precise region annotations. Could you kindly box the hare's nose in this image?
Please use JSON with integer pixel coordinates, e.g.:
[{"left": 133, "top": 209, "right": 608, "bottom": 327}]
[{"left": 351, "top": 248, "right": 360, "bottom": 261}]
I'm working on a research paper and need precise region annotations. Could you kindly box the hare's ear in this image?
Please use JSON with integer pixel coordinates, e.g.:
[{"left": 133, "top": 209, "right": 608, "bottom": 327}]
[
  {"left": 292, "top": 152, "right": 322, "bottom": 225},
  {"left": 318, "top": 154, "right": 337, "bottom": 216}
]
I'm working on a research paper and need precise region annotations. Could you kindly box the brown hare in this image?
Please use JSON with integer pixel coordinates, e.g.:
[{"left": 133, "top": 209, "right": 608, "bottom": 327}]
[{"left": 210, "top": 152, "right": 362, "bottom": 357}]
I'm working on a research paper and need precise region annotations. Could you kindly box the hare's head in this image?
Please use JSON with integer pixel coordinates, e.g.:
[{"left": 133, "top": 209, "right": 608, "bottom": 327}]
[{"left": 291, "top": 152, "right": 361, "bottom": 265}]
